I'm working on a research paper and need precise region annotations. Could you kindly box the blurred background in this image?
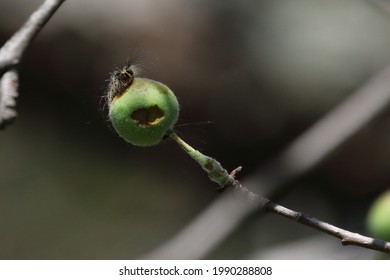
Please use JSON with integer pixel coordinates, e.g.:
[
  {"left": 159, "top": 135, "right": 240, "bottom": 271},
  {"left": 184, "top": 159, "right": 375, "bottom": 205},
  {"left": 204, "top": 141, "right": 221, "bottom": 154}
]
[{"left": 1, "top": 0, "right": 390, "bottom": 259}]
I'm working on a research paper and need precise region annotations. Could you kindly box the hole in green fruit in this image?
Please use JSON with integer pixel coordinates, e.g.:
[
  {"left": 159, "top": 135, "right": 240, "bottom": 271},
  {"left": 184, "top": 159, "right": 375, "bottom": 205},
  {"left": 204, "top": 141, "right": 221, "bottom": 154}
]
[{"left": 131, "top": 105, "right": 164, "bottom": 127}]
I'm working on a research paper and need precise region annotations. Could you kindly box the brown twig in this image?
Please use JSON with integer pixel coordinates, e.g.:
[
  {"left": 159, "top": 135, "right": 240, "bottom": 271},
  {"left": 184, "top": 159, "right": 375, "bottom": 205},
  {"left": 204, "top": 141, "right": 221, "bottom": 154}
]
[
  {"left": 0, "top": 0, "right": 66, "bottom": 128},
  {"left": 231, "top": 184, "right": 390, "bottom": 254}
]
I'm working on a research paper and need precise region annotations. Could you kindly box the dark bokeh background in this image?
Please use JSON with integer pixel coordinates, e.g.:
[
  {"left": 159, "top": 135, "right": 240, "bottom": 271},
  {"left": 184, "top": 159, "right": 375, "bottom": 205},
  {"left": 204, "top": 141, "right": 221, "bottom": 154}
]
[{"left": 1, "top": 0, "right": 390, "bottom": 259}]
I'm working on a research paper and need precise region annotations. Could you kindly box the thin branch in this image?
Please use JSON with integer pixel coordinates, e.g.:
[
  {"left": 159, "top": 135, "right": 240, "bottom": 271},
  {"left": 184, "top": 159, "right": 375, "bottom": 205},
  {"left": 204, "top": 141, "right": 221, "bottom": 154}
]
[
  {"left": 232, "top": 184, "right": 390, "bottom": 254},
  {"left": 0, "top": 0, "right": 66, "bottom": 128},
  {"left": 146, "top": 64, "right": 390, "bottom": 259},
  {"left": 266, "top": 201, "right": 390, "bottom": 253}
]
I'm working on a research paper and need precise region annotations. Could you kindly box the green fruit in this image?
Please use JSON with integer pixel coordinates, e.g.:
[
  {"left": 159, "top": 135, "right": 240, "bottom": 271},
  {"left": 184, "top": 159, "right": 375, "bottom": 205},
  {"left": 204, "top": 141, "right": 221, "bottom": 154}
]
[
  {"left": 367, "top": 190, "right": 390, "bottom": 241},
  {"left": 108, "top": 77, "right": 179, "bottom": 146}
]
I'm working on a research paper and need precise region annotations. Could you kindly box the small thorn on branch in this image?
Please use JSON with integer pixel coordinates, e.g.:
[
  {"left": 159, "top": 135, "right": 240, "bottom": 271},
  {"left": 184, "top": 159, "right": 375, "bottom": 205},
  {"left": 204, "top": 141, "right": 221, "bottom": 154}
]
[
  {"left": 216, "top": 166, "right": 242, "bottom": 193},
  {"left": 229, "top": 166, "right": 242, "bottom": 179}
]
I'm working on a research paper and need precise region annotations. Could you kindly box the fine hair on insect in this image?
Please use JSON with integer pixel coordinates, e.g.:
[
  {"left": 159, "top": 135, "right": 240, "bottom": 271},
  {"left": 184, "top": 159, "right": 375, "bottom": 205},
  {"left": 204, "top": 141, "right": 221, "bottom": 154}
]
[
  {"left": 105, "top": 59, "right": 143, "bottom": 105},
  {"left": 100, "top": 55, "right": 146, "bottom": 113}
]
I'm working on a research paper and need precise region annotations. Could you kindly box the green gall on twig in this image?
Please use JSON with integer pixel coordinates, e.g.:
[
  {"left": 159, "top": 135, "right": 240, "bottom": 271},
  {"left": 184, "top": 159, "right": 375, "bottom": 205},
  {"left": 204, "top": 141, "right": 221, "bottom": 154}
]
[{"left": 107, "top": 64, "right": 179, "bottom": 146}]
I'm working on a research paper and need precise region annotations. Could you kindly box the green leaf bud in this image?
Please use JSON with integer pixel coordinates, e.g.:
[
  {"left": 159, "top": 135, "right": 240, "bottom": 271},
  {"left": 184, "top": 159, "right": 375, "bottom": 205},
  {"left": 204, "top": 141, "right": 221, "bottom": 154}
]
[
  {"left": 367, "top": 190, "right": 390, "bottom": 241},
  {"left": 107, "top": 73, "right": 179, "bottom": 146}
]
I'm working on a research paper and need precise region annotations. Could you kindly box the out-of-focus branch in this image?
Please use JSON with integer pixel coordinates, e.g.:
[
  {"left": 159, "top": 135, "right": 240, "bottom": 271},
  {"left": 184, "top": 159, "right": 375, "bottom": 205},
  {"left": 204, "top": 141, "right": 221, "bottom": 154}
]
[
  {"left": 146, "top": 64, "right": 390, "bottom": 259},
  {"left": 0, "top": 71, "right": 19, "bottom": 124},
  {"left": 249, "top": 64, "right": 390, "bottom": 197},
  {"left": 0, "top": 0, "right": 66, "bottom": 128},
  {"left": 0, "top": 0, "right": 65, "bottom": 72}
]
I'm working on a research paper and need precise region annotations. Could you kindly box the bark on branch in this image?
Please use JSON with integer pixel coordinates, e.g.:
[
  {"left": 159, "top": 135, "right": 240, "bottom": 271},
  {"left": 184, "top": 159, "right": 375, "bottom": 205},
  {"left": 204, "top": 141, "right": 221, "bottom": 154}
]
[{"left": 232, "top": 184, "right": 390, "bottom": 254}]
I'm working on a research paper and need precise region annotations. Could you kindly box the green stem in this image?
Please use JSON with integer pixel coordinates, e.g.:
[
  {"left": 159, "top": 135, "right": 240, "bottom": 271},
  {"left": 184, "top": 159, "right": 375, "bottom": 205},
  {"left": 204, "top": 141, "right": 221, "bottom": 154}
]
[{"left": 168, "top": 131, "right": 234, "bottom": 188}]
